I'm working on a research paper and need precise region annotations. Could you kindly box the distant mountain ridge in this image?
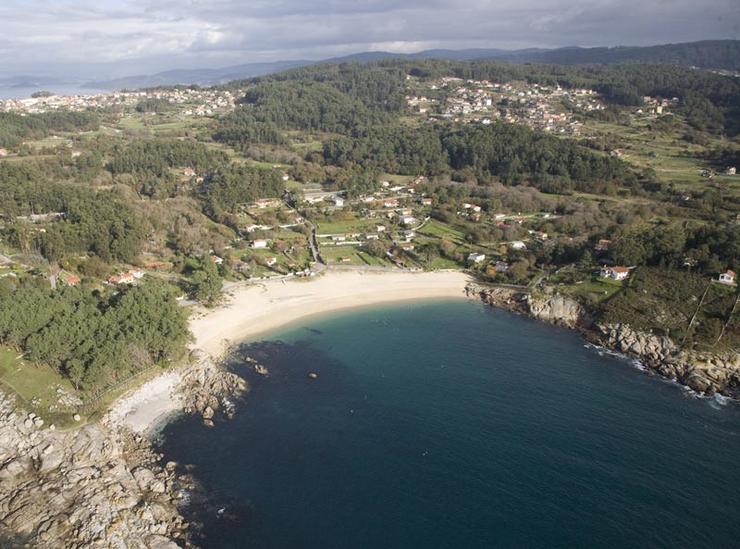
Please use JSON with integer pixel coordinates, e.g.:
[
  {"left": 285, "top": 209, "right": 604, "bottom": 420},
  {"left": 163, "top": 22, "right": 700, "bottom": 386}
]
[{"left": 68, "top": 39, "right": 740, "bottom": 91}]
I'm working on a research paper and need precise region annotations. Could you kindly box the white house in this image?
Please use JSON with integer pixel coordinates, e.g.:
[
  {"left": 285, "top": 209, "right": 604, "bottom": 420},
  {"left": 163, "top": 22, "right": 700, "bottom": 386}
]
[
  {"left": 251, "top": 239, "right": 269, "bottom": 249},
  {"left": 600, "top": 266, "right": 630, "bottom": 281},
  {"left": 332, "top": 196, "right": 345, "bottom": 208},
  {"left": 265, "top": 256, "right": 277, "bottom": 267},
  {"left": 509, "top": 241, "right": 527, "bottom": 250},
  {"left": 399, "top": 215, "right": 417, "bottom": 226},
  {"left": 718, "top": 270, "right": 736, "bottom": 285},
  {"left": 467, "top": 252, "right": 486, "bottom": 264}
]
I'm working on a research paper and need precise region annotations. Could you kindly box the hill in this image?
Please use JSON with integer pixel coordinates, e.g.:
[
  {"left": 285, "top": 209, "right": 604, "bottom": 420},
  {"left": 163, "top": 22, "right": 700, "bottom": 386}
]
[{"left": 85, "top": 40, "right": 739, "bottom": 91}]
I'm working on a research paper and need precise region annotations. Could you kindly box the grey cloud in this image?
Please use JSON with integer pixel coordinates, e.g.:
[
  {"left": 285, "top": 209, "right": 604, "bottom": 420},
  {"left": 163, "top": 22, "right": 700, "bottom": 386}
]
[{"left": 0, "top": 0, "right": 737, "bottom": 79}]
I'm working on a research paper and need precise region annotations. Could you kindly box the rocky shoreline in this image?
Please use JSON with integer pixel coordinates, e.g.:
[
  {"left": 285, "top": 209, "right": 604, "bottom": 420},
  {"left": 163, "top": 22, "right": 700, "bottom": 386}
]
[
  {"left": 0, "top": 353, "right": 249, "bottom": 547},
  {"left": 466, "top": 283, "right": 740, "bottom": 399},
  {"left": 0, "top": 389, "right": 190, "bottom": 548}
]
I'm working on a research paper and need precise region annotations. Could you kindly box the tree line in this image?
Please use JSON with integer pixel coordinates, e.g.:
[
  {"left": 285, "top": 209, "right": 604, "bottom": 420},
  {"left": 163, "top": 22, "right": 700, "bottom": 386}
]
[{"left": 0, "top": 111, "right": 100, "bottom": 148}]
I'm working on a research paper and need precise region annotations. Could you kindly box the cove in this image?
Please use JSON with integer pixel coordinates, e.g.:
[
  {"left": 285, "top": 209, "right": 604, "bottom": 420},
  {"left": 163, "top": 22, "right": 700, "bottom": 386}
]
[{"left": 157, "top": 299, "right": 740, "bottom": 549}]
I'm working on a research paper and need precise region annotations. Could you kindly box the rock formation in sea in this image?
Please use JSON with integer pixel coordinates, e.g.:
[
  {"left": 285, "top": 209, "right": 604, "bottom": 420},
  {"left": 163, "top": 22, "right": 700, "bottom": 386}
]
[{"left": 179, "top": 350, "right": 249, "bottom": 425}]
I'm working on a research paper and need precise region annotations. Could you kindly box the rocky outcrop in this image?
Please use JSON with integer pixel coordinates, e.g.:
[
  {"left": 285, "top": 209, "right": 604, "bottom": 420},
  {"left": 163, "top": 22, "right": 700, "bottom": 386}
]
[
  {"left": 179, "top": 352, "right": 248, "bottom": 426},
  {"left": 600, "top": 323, "right": 740, "bottom": 398},
  {"left": 467, "top": 284, "right": 526, "bottom": 312},
  {"left": 526, "top": 294, "right": 585, "bottom": 328},
  {"left": 0, "top": 392, "right": 191, "bottom": 548},
  {"left": 468, "top": 284, "right": 586, "bottom": 329},
  {"left": 600, "top": 323, "right": 677, "bottom": 363}
]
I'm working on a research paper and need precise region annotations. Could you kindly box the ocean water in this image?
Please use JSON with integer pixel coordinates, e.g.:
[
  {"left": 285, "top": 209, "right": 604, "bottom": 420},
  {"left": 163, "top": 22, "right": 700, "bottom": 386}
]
[{"left": 157, "top": 300, "right": 740, "bottom": 548}]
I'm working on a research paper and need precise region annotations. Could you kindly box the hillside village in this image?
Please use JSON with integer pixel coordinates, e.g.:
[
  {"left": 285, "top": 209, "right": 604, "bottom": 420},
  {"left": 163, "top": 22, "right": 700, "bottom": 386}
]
[
  {"left": 0, "top": 87, "right": 243, "bottom": 116},
  {"left": 407, "top": 76, "right": 606, "bottom": 134}
]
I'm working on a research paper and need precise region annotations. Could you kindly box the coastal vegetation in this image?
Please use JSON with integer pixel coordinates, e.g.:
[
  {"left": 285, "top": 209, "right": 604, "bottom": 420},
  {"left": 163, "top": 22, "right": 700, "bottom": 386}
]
[{"left": 0, "top": 54, "right": 736, "bottom": 417}]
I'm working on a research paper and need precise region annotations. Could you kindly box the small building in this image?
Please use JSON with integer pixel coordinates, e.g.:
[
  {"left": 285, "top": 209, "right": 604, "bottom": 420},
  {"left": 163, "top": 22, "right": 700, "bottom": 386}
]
[
  {"left": 493, "top": 261, "right": 509, "bottom": 273},
  {"left": 253, "top": 198, "right": 281, "bottom": 209},
  {"left": 251, "top": 239, "right": 269, "bottom": 249},
  {"left": 595, "top": 239, "right": 612, "bottom": 252},
  {"left": 399, "top": 215, "right": 417, "bottom": 226},
  {"left": 108, "top": 272, "right": 136, "bottom": 285},
  {"left": 58, "top": 271, "right": 80, "bottom": 287},
  {"left": 265, "top": 256, "right": 278, "bottom": 267},
  {"left": 376, "top": 225, "right": 387, "bottom": 233},
  {"left": 419, "top": 197, "right": 433, "bottom": 206},
  {"left": 467, "top": 252, "right": 486, "bottom": 264},
  {"left": 600, "top": 266, "right": 630, "bottom": 281},
  {"left": 509, "top": 241, "right": 527, "bottom": 250},
  {"left": 332, "top": 196, "right": 345, "bottom": 208},
  {"left": 726, "top": 167, "right": 737, "bottom": 176},
  {"left": 718, "top": 270, "right": 736, "bottom": 286}
]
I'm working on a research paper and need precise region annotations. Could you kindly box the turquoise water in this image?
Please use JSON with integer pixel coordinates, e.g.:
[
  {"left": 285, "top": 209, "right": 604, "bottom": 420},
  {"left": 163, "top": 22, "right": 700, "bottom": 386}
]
[{"left": 158, "top": 300, "right": 740, "bottom": 548}]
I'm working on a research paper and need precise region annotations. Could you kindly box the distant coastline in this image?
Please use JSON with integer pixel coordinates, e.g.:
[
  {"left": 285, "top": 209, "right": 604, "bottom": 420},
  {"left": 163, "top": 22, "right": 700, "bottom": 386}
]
[{"left": 0, "top": 84, "right": 109, "bottom": 100}]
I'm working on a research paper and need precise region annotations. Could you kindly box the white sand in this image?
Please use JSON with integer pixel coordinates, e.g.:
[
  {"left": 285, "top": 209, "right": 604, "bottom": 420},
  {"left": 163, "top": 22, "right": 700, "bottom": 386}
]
[
  {"left": 104, "top": 369, "right": 184, "bottom": 434},
  {"left": 191, "top": 270, "right": 471, "bottom": 357},
  {"left": 107, "top": 269, "right": 471, "bottom": 433}
]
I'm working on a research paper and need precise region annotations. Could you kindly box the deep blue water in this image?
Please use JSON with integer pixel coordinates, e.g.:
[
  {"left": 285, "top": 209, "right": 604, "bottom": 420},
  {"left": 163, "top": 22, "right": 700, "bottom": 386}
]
[{"left": 157, "top": 300, "right": 740, "bottom": 549}]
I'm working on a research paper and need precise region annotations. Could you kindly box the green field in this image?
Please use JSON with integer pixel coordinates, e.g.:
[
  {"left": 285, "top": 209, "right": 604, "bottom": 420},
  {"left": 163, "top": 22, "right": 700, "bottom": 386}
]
[
  {"left": 418, "top": 220, "right": 466, "bottom": 243},
  {"left": 0, "top": 347, "right": 80, "bottom": 425},
  {"left": 582, "top": 118, "right": 740, "bottom": 196}
]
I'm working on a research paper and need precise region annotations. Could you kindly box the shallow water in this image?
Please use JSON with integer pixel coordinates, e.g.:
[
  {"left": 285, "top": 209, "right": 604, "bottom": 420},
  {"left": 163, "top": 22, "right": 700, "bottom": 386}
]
[{"left": 158, "top": 299, "right": 740, "bottom": 548}]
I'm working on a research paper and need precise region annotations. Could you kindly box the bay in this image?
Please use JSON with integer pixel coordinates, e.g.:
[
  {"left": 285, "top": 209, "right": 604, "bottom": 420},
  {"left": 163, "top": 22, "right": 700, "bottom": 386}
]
[{"left": 158, "top": 299, "right": 740, "bottom": 548}]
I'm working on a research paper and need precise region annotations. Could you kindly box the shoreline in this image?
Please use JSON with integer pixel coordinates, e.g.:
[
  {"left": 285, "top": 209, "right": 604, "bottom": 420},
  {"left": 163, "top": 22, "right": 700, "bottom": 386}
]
[{"left": 106, "top": 269, "right": 472, "bottom": 434}]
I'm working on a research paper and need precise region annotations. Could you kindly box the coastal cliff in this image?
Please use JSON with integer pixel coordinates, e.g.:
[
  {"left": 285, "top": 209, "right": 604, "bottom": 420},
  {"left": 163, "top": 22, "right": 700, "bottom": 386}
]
[{"left": 467, "top": 283, "right": 740, "bottom": 399}]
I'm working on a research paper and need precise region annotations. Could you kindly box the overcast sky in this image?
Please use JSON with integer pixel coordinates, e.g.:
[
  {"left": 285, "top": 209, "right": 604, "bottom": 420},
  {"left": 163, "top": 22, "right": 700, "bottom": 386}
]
[{"left": 1, "top": 0, "right": 738, "bottom": 79}]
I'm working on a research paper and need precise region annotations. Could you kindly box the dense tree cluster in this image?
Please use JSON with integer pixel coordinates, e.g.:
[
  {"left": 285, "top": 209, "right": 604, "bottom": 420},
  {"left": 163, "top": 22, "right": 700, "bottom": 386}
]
[
  {"left": 611, "top": 222, "right": 738, "bottom": 272},
  {"left": 0, "top": 111, "right": 99, "bottom": 148},
  {"left": 323, "top": 125, "right": 449, "bottom": 175},
  {"left": 108, "top": 139, "right": 228, "bottom": 178},
  {"left": 0, "top": 280, "right": 189, "bottom": 390},
  {"left": 135, "top": 98, "right": 173, "bottom": 113},
  {"left": 198, "top": 164, "right": 284, "bottom": 219},
  {"left": 36, "top": 192, "right": 148, "bottom": 263},
  {"left": 229, "top": 62, "right": 408, "bottom": 112},
  {"left": 0, "top": 164, "right": 148, "bottom": 263},
  {"left": 323, "top": 121, "right": 638, "bottom": 194},
  {"left": 186, "top": 256, "right": 223, "bottom": 305},
  {"left": 215, "top": 64, "right": 410, "bottom": 146}
]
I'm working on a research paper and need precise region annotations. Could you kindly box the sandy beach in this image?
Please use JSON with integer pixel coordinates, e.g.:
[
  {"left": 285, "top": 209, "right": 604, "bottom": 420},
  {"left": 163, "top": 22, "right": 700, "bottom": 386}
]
[
  {"left": 192, "top": 270, "right": 471, "bottom": 357},
  {"left": 107, "top": 269, "right": 471, "bottom": 433}
]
